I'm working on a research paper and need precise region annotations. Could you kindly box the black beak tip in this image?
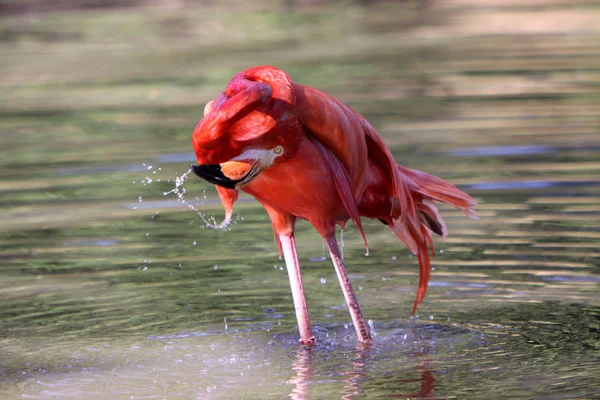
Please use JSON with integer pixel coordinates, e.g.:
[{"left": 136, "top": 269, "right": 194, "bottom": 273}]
[
  {"left": 191, "top": 164, "right": 238, "bottom": 190},
  {"left": 190, "top": 164, "right": 204, "bottom": 178}
]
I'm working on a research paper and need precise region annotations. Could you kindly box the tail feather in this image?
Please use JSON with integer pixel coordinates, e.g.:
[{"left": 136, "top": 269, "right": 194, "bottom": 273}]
[
  {"left": 397, "top": 165, "right": 478, "bottom": 218},
  {"left": 414, "top": 226, "right": 433, "bottom": 315},
  {"left": 418, "top": 200, "right": 447, "bottom": 237},
  {"left": 391, "top": 217, "right": 419, "bottom": 255},
  {"left": 390, "top": 165, "right": 477, "bottom": 315}
]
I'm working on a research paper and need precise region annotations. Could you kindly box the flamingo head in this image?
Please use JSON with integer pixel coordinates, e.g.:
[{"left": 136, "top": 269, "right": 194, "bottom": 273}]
[{"left": 191, "top": 66, "right": 302, "bottom": 191}]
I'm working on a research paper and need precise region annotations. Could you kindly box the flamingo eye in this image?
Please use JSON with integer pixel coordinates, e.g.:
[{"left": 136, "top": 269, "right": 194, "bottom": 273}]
[{"left": 274, "top": 146, "right": 284, "bottom": 155}]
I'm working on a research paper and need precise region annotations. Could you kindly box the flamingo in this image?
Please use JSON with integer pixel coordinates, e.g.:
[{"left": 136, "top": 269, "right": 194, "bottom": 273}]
[{"left": 191, "top": 66, "right": 476, "bottom": 345}]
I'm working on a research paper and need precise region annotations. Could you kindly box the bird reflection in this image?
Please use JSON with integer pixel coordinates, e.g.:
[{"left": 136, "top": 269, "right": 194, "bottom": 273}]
[
  {"left": 340, "top": 342, "right": 373, "bottom": 399},
  {"left": 288, "top": 346, "right": 314, "bottom": 400},
  {"left": 393, "top": 358, "right": 436, "bottom": 398},
  {"left": 287, "top": 331, "right": 437, "bottom": 399}
]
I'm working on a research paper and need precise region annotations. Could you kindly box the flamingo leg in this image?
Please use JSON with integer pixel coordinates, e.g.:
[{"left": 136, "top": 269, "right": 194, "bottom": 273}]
[
  {"left": 279, "top": 234, "right": 315, "bottom": 345},
  {"left": 324, "top": 236, "right": 372, "bottom": 344}
]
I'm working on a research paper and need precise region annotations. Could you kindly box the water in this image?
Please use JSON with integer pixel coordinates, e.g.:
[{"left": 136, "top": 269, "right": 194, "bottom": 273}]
[
  {"left": 1, "top": 2, "right": 599, "bottom": 399},
  {"left": 161, "top": 167, "right": 234, "bottom": 230}
]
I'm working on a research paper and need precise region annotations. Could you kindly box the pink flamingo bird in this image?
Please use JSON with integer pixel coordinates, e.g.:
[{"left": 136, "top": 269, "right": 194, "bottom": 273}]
[{"left": 191, "top": 66, "right": 476, "bottom": 344}]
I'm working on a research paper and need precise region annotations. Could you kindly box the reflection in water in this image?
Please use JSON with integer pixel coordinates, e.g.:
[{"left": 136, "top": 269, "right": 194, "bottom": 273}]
[
  {"left": 289, "top": 347, "right": 314, "bottom": 400},
  {"left": 339, "top": 344, "right": 372, "bottom": 400},
  {"left": 288, "top": 334, "right": 437, "bottom": 400},
  {"left": 465, "top": 179, "right": 599, "bottom": 191},
  {"left": 394, "top": 349, "right": 437, "bottom": 399},
  {"left": 56, "top": 153, "right": 196, "bottom": 176},
  {"left": 387, "top": 328, "right": 437, "bottom": 400},
  {"left": 445, "top": 144, "right": 600, "bottom": 158},
  {"left": 445, "top": 144, "right": 558, "bottom": 157}
]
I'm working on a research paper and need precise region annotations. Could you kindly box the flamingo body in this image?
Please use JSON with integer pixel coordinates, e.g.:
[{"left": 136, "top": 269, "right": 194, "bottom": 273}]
[
  {"left": 191, "top": 66, "right": 476, "bottom": 344},
  {"left": 245, "top": 138, "right": 344, "bottom": 236}
]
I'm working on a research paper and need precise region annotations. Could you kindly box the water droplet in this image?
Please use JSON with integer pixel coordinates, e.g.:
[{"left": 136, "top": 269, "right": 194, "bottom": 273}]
[
  {"left": 162, "top": 168, "right": 233, "bottom": 230},
  {"left": 368, "top": 319, "right": 376, "bottom": 336},
  {"left": 320, "top": 277, "right": 327, "bottom": 284}
]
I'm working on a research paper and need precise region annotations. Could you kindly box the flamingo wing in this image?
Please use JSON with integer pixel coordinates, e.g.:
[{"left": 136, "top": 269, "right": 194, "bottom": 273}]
[{"left": 294, "top": 83, "right": 414, "bottom": 220}]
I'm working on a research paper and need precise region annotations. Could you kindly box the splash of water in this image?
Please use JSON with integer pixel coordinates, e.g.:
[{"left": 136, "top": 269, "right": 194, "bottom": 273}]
[
  {"left": 162, "top": 167, "right": 233, "bottom": 230},
  {"left": 367, "top": 319, "right": 376, "bottom": 337}
]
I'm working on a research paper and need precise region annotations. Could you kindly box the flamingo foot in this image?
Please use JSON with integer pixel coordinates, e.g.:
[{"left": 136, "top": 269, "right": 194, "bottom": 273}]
[{"left": 299, "top": 337, "right": 315, "bottom": 346}]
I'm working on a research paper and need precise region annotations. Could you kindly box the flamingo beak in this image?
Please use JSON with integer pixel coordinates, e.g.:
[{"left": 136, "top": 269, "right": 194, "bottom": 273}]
[
  {"left": 191, "top": 164, "right": 237, "bottom": 189},
  {"left": 191, "top": 158, "right": 262, "bottom": 190}
]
